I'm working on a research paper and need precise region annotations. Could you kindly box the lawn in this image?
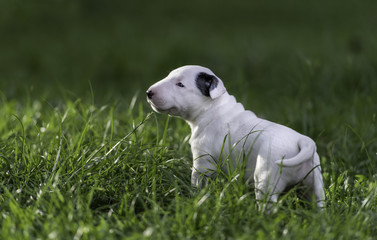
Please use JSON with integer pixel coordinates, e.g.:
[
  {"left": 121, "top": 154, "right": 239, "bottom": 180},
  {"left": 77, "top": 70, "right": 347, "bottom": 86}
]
[{"left": 1, "top": 0, "right": 377, "bottom": 239}]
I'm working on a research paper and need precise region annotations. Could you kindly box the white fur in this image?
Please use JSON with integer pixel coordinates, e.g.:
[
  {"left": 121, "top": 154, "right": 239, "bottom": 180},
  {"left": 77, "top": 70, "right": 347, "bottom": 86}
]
[{"left": 147, "top": 65, "right": 325, "bottom": 209}]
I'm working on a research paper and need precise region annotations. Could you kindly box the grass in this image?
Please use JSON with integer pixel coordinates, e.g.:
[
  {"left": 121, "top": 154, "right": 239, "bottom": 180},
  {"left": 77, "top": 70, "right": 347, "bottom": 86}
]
[
  {"left": 1, "top": 91, "right": 376, "bottom": 239},
  {"left": 1, "top": 0, "right": 377, "bottom": 239}
]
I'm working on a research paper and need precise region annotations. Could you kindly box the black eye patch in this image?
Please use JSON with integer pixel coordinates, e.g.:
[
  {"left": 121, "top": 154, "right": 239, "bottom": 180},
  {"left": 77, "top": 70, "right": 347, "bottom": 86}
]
[{"left": 195, "top": 72, "right": 218, "bottom": 97}]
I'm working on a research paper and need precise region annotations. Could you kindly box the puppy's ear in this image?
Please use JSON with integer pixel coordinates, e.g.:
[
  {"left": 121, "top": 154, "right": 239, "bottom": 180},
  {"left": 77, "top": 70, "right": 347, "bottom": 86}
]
[{"left": 196, "top": 72, "right": 226, "bottom": 99}]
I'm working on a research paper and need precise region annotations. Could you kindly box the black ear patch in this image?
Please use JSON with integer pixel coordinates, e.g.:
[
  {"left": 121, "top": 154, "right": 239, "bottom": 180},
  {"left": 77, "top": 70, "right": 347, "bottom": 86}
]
[{"left": 195, "top": 72, "right": 219, "bottom": 97}]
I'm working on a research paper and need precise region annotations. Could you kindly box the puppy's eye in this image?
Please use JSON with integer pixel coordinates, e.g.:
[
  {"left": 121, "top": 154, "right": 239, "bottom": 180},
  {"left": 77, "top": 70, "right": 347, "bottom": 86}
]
[{"left": 176, "top": 82, "right": 185, "bottom": 88}]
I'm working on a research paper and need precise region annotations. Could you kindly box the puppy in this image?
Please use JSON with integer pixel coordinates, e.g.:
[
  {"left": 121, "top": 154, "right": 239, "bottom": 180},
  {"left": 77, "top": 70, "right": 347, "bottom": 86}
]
[{"left": 146, "top": 65, "right": 325, "bottom": 209}]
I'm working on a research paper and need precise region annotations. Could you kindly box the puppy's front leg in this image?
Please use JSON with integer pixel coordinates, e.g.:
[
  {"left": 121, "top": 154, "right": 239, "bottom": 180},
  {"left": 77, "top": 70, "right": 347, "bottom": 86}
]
[
  {"left": 191, "top": 169, "right": 208, "bottom": 188},
  {"left": 191, "top": 155, "right": 217, "bottom": 188}
]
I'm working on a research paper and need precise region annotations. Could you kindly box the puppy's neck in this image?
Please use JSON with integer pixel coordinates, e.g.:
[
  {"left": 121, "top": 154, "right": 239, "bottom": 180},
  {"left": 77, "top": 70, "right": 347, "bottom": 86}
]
[{"left": 186, "top": 93, "right": 246, "bottom": 132}]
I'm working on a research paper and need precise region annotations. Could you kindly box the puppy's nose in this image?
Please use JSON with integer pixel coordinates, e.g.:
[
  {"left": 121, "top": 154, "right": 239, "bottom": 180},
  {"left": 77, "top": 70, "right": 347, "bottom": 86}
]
[{"left": 146, "top": 90, "right": 154, "bottom": 99}]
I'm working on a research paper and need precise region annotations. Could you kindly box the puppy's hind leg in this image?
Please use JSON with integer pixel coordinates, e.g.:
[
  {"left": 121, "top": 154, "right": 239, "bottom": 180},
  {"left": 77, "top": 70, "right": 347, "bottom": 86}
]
[
  {"left": 313, "top": 164, "right": 326, "bottom": 208},
  {"left": 254, "top": 178, "right": 286, "bottom": 212},
  {"left": 255, "top": 188, "right": 279, "bottom": 212},
  {"left": 302, "top": 153, "right": 325, "bottom": 208}
]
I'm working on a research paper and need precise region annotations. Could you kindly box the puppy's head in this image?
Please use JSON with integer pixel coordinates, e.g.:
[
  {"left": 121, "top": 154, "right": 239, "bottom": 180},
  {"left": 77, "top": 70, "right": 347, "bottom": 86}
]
[{"left": 146, "top": 65, "right": 226, "bottom": 120}]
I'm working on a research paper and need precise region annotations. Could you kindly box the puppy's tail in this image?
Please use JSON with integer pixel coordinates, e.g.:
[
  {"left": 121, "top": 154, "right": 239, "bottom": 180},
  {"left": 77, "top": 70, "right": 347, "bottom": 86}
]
[{"left": 275, "top": 138, "right": 316, "bottom": 167}]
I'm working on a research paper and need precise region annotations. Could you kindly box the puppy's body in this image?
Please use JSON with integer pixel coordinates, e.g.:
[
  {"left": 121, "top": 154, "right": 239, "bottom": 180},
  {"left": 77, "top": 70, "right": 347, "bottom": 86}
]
[{"left": 147, "top": 65, "right": 325, "bottom": 208}]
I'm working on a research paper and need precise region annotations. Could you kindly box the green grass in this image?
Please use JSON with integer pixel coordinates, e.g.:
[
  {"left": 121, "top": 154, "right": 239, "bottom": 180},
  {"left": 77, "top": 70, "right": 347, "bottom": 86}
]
[
  {"left": 1, "top": 0, "right": 377, "bottom": 239},
  {"left": 0, "top": 95, "right": 376, "bottom": 239}
]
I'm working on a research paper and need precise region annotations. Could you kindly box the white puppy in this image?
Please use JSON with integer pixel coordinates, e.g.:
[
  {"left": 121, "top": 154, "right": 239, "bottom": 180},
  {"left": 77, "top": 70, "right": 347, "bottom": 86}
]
[{"left": 146, "top": 65, "right": 325, "bottom": 209}]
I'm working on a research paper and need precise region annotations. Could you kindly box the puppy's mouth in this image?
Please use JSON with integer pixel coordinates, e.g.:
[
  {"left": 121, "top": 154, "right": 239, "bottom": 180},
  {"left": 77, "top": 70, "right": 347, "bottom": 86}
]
[
  {"left": 148, "top": 99, "right": 170, "bottom": 113},
  {"left": 147, "top": 100, "right": 178, "bottom": 115}
]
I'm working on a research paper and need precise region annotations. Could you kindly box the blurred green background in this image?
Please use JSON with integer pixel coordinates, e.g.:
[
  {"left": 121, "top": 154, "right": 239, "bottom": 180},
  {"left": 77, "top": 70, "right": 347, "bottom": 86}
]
[{"left": 1, "top": 0, "right": 376, "bottom": 104}]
